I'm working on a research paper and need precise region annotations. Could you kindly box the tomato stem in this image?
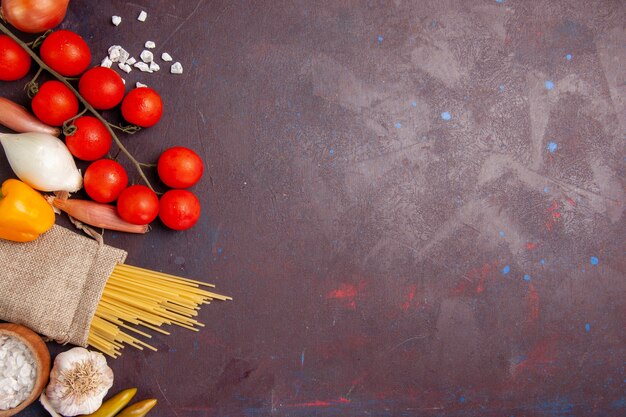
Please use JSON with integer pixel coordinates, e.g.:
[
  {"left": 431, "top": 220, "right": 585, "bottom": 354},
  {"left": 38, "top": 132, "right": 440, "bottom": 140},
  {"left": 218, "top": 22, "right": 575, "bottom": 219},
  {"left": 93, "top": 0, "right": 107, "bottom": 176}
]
[
  {"left": 62, "top": 107, "right": 89, "bottom": 136},
  {"left": 0, "top": 22, "right": 156, "bottom": 192}
]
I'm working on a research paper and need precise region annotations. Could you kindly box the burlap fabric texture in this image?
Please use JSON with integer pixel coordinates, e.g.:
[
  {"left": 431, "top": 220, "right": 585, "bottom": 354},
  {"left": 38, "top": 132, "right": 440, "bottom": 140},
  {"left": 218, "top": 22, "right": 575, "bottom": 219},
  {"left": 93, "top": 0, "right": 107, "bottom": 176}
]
[{"left": 0, "top": 225, "right": 127, "bottom": 346}]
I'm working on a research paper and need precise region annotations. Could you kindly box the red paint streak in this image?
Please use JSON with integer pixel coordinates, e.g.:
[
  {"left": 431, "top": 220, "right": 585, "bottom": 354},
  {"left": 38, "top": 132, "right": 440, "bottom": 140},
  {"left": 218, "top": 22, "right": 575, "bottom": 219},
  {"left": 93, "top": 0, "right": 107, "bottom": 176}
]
[
  {"left": 526, "top": 283, "right": 540, "bottom": 323},
  {"left": 548, "top": 200, "right": 559, "bottom": 212},
  {"left": 451, "top": 261, "right": 499, "bottom": 296},
  {"left": 288, "top": 397, "right": 350, "bottom": 408},
  {"left": 526, "top": 242, "right": 537, "bottom": 250},
  {"left": 545, "top": 200, "right": 561, "bottom": 231},
  {"left": 566, "top": 197, "right": 576, "bottom": 207},
  {"left": 512, "top": 337, "right": 558, "bottom": 377},
  {"left": 327, "top": 283, "right": 364, "bottom": 310},
  {"left": 402, "top": 284, "right": 418, "bottom": 310}
]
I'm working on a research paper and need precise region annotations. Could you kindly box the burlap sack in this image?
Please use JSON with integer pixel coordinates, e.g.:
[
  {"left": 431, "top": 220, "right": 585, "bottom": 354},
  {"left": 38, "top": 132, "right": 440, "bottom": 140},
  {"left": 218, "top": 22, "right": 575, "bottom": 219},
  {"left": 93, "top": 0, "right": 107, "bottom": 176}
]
[{"left": 0, "top": 225, "right": 126, "bottom": 347}]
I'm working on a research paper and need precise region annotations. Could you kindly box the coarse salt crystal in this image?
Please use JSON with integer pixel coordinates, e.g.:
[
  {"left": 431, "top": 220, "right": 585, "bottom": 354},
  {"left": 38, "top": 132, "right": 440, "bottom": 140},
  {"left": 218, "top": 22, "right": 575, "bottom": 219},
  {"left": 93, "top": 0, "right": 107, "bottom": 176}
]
[
  {"left": 118, "top": 63, "right": 132, "bottom": 73},
  {"left": 149, "top": 61, "right": 160, "bottom": 72},
  {"left": 108, "top": 45, "right": 121, "bottom": 62},
  {"left": 145, "top": 41, "right": 156, "bottom": 49},
  {"left": 133, "top": 62, "right": 152, "bottom": 73},
  {"left": 111, "top": 16, "right": 121, "bottom": 26},
  {"left": 140, "top": 50, "right": 153, "bottom": 63},
  {"left": 161, "top": 52, "right": 173, "bottom": 62},
  {"left": 126, "top": 57, "right": 136, "bottom": 66},
  {"left": 170, "top": 62, "right": 183, "bottom": 74},
  {"left": 137, "top": 11, "right": 147, "bottom": 22},
  {"left": 0, "top": 336, "right": 36, "bottom": 410},
  {"left": 136, "top": 82, "right": 147, "bottom": 88},
  {"left": 100, "top": 56, "right": 113, "bottom": 68}
]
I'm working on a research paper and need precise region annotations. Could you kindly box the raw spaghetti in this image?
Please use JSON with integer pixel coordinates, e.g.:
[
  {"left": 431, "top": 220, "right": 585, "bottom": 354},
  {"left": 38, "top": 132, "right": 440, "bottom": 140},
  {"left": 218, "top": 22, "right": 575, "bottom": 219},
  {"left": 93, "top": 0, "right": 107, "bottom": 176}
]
[{"left": 88, "top": 263, "right": 232, "bottom": 357}]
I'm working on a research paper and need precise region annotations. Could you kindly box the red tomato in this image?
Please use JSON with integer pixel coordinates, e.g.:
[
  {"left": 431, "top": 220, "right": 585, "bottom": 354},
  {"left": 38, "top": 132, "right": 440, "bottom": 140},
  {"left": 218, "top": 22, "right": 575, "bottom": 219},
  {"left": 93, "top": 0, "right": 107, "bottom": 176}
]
[
  {"left": 117, "top": 185, "right": 159, "bottom": 225},
  {"left": 31, "top": 80, "right": 78, "bottom": 126},
  {"left": 158, "top": 189, "right": 201, "bottom": 230},
  {"left": 40, "top": 30, "right": 91, "bottom": 76},
  {"left": 83, "top": 159, "right": 128, "bottom": 203},
  {"left": 121, "top": 87, "right": 163, "bottom": 127},
  {"left": 0, "top": 34, "right": 31, "bottom": 81},
  {"left": 78, "top": 67, "right": 125, "bottom": 110},
  {"left": 65, "top": 116, "right": 112, "bottom": 161},
  {"left": 157, "top": 147, "right": 204, "bottom": 189}
]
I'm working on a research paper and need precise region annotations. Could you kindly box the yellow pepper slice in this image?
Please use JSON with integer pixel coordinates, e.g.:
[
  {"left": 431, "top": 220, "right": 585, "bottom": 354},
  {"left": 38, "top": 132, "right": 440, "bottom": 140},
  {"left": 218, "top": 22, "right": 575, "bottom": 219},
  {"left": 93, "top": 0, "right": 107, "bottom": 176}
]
[
  {"left": 83, "top": 388, "right": 137, "bottom": 417},
  {"left": 116, "top": 399, "right": 157, "bottom": 417},
  {"left": 0, "top": 178, "right": 55, "bottom": 242}
]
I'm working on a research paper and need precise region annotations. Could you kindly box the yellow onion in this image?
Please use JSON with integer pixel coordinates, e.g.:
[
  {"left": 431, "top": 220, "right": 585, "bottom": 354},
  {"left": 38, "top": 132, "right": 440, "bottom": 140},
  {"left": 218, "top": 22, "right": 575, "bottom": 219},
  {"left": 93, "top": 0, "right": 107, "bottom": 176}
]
[{"left": 1, "top": 0, "right": 70, "bottom": 33}]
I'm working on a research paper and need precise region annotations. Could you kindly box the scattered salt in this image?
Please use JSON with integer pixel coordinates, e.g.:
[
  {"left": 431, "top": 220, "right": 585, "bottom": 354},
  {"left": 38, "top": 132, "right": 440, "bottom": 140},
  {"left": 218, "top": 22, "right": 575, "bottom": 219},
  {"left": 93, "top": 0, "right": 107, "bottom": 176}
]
[
  {"left": 0, "top": 336, "right": 37, "bottom": 410},
  {"left": 118, "top": 63, "right": 132, "bottom": 73},
  {"left": 171, "top": 62, "right": 183, "bottom": 74},
  {"left": 111, "top": 16, "right": 122, "bottom": 26},
  {"left": 100, "top": 56, "right": 113, "bottom": 68},
  {"left": 136, "top": 82, "right": 147, "bottom": 88},
  {"left": 140, "top": 50, "right": 153, "bottom": 63},
  {"left": 161, "top": 52, "right": 173, "bottom": 62},
  {"left": 126, "top": 57, "right": 137, "bottom": 66},
  {"left": 134, "top": 62, "right": 152, "bottom": 73},
  {"left": 145, "top": 41, "right": 156, "bottom": 49},
  {"left": 137, "top": 11, "right": 147, "bottom": 22},
  {"left": 149, "top": 61, "right": 160, "bottom": 72}
]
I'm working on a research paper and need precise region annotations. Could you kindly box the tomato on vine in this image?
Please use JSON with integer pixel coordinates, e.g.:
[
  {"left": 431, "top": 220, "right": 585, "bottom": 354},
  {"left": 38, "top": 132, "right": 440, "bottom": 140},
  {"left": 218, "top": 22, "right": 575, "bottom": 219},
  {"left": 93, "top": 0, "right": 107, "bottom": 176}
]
[
  {"left": 157, "top": 146, "right": 203, "bottom": 188},
  {"left": 159, "top": 189, "right": 201, "bottom": 231},
  {"left": 121, "top": 87, "right": 163, "bottom": 127},
  {"left": 65, "top": 116, "right": 112, "bottom": 161},
  {"left": 0, "top": 34, "right": 31, "bottom": 81},
  {"left": 31, "top": 80, "right": 78, "bottom": 126},
  {"left": 117, "top": 185, "right": 159, "bottom": 225},
  {"left": 40, "top": 29, "right": 91, "bottom": 76},
  {"left": 83, "top": 159, "right": 128, "bottom": 203},
  {"left": 78, "top": 67, "right": 125, "bottom": 110}
]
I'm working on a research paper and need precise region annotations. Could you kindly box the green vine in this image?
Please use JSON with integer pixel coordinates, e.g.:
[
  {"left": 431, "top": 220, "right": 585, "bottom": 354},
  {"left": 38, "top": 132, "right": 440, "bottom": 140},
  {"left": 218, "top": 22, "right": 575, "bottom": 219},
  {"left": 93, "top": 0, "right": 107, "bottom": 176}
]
[{"left": 0, "top": 22, "right": 155, "bottom": 192}]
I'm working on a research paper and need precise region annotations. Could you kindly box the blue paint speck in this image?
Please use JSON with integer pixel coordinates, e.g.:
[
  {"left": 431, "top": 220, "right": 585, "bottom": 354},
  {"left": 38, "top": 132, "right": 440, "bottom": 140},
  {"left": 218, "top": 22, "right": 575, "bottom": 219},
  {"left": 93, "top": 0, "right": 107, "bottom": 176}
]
[
  {"left": 329, "top": 148, "right": 335, "bottom": 155},
  {"left": 395, "top": 122, "right": 402, "bottom": 129},
  {"left": 545, "top": 80, "right": 555, "bottom": 90},
  {"left": 411, "top": 101, "right": 417, "bottom": 107},
  {"left": 459, "top": 396, "right": 466, "bottom": 403},
  {"left": 441, "top": 111, "right": 452, "bottom": 121},
  {"left": 590, "top": 256, "right": 599, "bottom": 265},
  {"left": 499, "top": 85, "right": 505, "bottom": 92},
  {"left": 502, "top": 265, "right": 511, "bottom": 275},
  {"left": 523, "top": 274, "right": 531, "bottom": 282},
  {"left": 300, "top": 351, "right": 305, "bottom": 366},
  {"left": 566, "top": 54, "right": 573, "bottom": 61},
  {"left": 217, "top": 247, "right": 223, "bottom": 254},
  {"left": 585, "top": 323, "right": 591, "bottom": 332},
  {"left": 377, "top": 35, "right": 384, "bottom": 43},
  {"left": 544, "top": 186, "right": 550, "bottom": 193},
  {"left": 540, "top": 259, "right": 545, "bottom": 265},
  {"left": 547, "top": 142, "right": 558, "bottom": 153},
  {"left": 499, "top": 230, "right": 505, "bottom": 237},
  {"left": 496, "top": 0, "right": 504, "bottom": 3}
]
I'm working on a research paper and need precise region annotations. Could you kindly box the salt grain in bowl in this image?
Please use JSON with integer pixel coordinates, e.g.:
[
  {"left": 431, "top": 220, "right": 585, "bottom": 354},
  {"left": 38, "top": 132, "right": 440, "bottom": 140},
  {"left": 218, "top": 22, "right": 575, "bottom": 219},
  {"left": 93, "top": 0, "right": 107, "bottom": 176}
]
[{"left": 0, "top": 335, "right": 37, "bottom": 410}]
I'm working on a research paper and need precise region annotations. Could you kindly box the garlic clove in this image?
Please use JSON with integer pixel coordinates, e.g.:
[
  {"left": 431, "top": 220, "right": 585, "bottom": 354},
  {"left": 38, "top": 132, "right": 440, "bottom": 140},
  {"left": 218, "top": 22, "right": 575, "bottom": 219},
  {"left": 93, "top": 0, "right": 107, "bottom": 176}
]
[
  {"left": 45, "top": 347, "right": 114, "bottom": 416},
  {"left": 0, "top": 132, "right": 83, "bottom": 192}
]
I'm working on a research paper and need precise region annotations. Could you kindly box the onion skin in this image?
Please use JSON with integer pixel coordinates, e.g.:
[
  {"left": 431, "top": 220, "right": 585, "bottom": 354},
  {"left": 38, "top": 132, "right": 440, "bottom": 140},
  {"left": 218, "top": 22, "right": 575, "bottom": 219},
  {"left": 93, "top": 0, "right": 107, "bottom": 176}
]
[
  {"left": 51, "top": 197, "right": 149, "bottom": 234},
  {"left": 1, "top": 0, "right": 70, "bottom": 33},
  {"left": 0, "top": 97, "right": 60, "bottom": 136},
  {"left": 0, "top": 132, "right": 83, "bottom": 192}
]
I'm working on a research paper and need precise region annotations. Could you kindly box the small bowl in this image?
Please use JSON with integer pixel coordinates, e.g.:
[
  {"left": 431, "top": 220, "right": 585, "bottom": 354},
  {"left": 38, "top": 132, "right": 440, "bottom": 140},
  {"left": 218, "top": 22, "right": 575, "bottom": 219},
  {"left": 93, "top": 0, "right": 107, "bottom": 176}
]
[{"left": 0, "top": 323, "right": 51, "bottom": 417}]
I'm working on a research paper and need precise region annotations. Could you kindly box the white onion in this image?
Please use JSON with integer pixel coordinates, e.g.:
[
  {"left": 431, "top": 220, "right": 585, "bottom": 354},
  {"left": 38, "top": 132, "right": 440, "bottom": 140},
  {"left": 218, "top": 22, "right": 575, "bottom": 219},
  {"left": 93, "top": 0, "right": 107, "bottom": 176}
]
[{"left": 0, "top": 132, "right": 82, "bottom": 192}]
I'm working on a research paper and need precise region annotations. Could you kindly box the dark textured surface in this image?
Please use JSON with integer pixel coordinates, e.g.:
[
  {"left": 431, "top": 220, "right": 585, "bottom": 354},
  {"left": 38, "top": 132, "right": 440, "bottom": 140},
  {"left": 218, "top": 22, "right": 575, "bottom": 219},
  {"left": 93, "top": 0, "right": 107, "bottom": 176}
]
[{"left": 1, "top": 1, "right": 625, "bottom": 416}]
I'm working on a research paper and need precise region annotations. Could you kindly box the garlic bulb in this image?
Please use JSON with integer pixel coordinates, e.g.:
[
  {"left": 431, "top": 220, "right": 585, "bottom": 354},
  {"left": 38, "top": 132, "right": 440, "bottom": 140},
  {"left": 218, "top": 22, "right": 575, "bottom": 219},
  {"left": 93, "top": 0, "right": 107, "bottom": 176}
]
[
  {"left": 45, "top": 347, "right": 114, "bottom": 416},
  {"left": 0, "top": 132, "right": 83, "bottom": 192}
]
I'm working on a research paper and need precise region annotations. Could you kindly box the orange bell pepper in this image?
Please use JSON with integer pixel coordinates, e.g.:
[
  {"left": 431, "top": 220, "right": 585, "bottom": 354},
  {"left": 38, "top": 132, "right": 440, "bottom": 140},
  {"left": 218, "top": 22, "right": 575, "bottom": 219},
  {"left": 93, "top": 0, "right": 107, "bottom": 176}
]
[{"left": 0, "top": 178, "right": 55, "bottom": 242}]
